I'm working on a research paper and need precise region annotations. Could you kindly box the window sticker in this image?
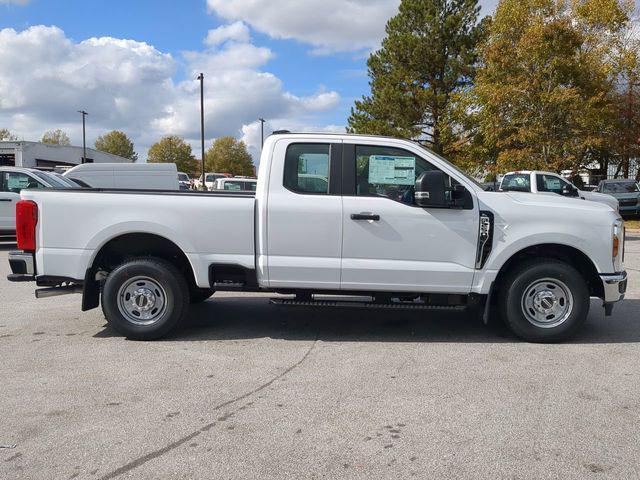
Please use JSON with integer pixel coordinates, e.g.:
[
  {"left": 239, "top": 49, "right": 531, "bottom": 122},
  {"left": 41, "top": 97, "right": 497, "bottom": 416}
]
[{"left": 368, "top": 155, "right": 416, "bottom": 185}]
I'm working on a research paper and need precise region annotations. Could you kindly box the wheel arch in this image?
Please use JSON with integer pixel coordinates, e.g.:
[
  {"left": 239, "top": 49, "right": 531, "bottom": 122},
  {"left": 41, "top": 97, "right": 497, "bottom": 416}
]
[
  {"left": 82, "top": 232, "right": 198, "bottom": 311},
  {"left": 493, "top": 243, "right": 603, "bottom": 298}
]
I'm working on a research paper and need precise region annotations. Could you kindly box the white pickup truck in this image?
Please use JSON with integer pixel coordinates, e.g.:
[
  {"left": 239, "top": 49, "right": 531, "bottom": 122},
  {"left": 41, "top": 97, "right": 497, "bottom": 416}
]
[
  {"left": 500, "top": 170, "right": 619, "bottom": 211},
  {"left": 7, "top": 133, "right": 627, "bottom": 342}
]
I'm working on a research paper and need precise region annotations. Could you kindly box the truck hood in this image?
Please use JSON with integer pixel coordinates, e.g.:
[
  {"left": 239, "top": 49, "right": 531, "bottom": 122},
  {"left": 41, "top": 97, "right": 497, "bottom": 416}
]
[
  {"left": 580, "top": 190, "right": 619, "bottom": 210},
  {"left": 501, "top": 191, "right": 615, "bottom": 212}
]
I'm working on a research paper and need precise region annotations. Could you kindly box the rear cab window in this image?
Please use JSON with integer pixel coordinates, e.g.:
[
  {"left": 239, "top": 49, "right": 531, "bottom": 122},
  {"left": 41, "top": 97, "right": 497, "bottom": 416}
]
[{"left": 283, "top": 144, "right": 330, "bottom": 194}]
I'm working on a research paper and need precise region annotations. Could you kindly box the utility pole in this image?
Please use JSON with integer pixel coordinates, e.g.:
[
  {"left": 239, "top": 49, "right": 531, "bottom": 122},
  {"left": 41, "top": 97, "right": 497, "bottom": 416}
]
[
  {"left": 197, "top": 73, "right": 206, "bottom": 190},
  {"left": 77, "top": 110, "right": 88, "bottom": 163},
  {"left": 259, "top": 118, "right": 266, "bottom": 150}
]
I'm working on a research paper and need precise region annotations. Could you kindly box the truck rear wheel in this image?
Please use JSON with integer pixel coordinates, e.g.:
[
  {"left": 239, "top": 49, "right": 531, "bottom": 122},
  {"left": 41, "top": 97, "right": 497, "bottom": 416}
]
[
  {"left": 101, "top": 258, "right": 190, "bottom": 340},
  {"left": 498, "top": 259, "right": 590, "bottom": 343}
]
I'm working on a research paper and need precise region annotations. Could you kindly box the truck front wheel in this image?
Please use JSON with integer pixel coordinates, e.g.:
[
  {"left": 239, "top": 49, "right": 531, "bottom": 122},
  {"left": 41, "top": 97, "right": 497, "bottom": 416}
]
[
  {"left": 101, "top": 258, "right": 190, "bottom": 340},
  {"left": 498, "top": 259, "right": 590, "bottom": 343}
]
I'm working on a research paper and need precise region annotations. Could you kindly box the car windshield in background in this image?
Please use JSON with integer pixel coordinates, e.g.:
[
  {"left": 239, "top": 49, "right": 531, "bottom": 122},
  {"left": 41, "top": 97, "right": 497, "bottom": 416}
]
[
  {"left": 501, "top": 174, "right": 531, "bottom": 192},
  {"left": 178, "top": 174, "right": 189, "bottom": 181},
  {"left": 31, "top": 170, "right": 71, "bottom": 188},
  {"left": 603, "top": 182, "right": 639, "bottom": 193}
]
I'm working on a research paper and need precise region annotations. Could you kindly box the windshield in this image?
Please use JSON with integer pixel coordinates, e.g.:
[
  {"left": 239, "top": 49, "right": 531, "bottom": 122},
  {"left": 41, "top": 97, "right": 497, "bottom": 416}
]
[
  {"left": 205, "top": 174, "right": 222, "bottom": 182},
  {"left": 178, "top": 173, "right": 189, "bottom": 181},
  {"left": 500, "top": 174, "right": 531, "bottom": 192},
  {"left": 31, "top": 170, "right": 70, "bottom": 188},
  {"left": 52, "top": 173, "right": 81, "bottom": 187},
  {"left": 603, "top": 182, "right": 639, "bottom": 193}
]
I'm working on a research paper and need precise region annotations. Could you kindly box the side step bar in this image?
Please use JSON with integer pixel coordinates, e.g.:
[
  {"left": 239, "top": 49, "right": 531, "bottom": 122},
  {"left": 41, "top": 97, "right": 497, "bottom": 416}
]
[
  {"left": 270, "top": 298, "right": 466, "bottom": 311},
  {"left": 35, "top": 284, "right": 83, "bottom": 299}
]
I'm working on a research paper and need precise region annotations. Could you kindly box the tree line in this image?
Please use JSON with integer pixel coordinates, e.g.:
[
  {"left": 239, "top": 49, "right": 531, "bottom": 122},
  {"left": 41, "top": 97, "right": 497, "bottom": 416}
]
[
  {"left": 349, "top": 0, "right": 640, "bottom": 180},
  {"left": 0, "top": 127, "right": 254, "bottom": 177}
]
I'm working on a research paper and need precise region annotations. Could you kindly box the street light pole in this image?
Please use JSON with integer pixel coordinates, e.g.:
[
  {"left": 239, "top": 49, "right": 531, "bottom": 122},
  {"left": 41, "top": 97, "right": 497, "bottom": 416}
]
[
  {"left": 259, "top": 118, "right": 266, "bottom": 150},
  {"left": 197, "top": 73, "right": 206, "bottom": 191},
  {"left": 77, "top": 110, "right": 88, "bottom": 163}
]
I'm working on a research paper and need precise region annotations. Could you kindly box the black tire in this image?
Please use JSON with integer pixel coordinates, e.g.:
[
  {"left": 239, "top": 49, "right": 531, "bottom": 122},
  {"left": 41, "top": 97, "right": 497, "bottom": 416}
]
[
  {"left": 101, "top": 257, "right": 190, "bottom": 340},
  {"left": 190, "top": 288, "right": 215, "bottom": 304},
  {"left": 498, "top": 258, "right": 590, "bottom": 343}
]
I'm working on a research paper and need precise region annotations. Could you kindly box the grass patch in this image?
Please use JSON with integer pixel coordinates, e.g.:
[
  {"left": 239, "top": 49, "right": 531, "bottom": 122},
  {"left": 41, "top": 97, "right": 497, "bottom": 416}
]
[{"left": 624, "top": 219, "right": 640, "bottom": 231}]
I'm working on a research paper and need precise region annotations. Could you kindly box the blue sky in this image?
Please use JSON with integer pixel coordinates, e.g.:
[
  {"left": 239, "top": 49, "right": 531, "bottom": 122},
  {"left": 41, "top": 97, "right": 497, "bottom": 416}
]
[{"left": 0, "top": 0, "right": 498, "bottom": 160}]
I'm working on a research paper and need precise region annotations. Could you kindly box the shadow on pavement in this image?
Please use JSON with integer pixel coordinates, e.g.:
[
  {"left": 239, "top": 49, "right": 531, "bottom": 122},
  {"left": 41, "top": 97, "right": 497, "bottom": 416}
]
[{"left": 95, "top": 296, "right": 640, "bottom": 345}]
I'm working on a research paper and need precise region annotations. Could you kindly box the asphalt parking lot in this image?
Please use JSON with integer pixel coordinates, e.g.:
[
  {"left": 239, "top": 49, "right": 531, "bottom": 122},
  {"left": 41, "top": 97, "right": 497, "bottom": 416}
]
[{"left": 0, "top": 235, "right": 639, "bottom": 480}]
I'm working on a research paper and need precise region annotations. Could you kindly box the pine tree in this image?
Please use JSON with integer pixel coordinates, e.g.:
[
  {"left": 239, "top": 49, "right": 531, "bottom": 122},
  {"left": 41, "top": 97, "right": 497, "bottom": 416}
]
[{"left": 348, "top": 0, "right": 488, "bottom": 158}]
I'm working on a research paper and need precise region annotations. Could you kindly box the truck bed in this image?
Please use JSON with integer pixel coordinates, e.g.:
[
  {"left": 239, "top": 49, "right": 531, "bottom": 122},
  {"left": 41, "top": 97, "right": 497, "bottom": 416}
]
[{"left": 22, "top": 188, "right": 257, "bottom": 287}]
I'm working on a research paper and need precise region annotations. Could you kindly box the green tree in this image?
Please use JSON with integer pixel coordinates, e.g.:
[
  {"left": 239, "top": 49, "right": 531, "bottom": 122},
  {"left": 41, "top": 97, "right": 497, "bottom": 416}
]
[
  {"left": 347, "top": 0, "right": 488, "bottom": 158},
  {"left": 205, "top": 136, "right": 255, "bottom": 176},
  {"left": 0, "top": 128, "right": 18, "bottom": 141},
  {"left": 147, "top": 135, "right": 198, "bottom": 175},
  {"left": 41, "top": 129, "right": 71, "bottom": 145},
  {"left": 609, "top": 18, "right": 640, "bottom": 179},
  {"left": 95, "top": 130, "right": 138, "bottom": 161},
  {"left": 468, "top": 0, "right": 630, "bottom": 174}
]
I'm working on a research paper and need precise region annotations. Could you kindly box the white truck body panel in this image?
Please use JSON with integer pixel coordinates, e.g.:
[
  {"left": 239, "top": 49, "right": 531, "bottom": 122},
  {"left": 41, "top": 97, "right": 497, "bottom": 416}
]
[{"left": 24, "top": 190, "right": 255, "bottom": 286}]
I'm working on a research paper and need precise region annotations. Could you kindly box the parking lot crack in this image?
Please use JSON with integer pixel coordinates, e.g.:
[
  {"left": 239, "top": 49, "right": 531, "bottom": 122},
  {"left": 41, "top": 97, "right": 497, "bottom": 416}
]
[{"left": 97, "top": 335, "right": 318, "bottom": 480}]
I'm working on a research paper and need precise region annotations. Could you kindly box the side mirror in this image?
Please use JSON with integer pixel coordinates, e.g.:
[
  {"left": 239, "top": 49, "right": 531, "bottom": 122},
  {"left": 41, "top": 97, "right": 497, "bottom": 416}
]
[
  {"left": 415, "top": 170, "right": 447, "bottom": 208},
  {"left": 561, "top": 185, "right": 578, "bottom": 197}
]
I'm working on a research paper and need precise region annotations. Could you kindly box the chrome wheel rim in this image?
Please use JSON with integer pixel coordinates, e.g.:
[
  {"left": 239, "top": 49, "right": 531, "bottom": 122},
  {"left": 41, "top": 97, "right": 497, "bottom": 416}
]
[
  {"left": 521, "top": 278, "right": 573, "bottom": 328},
  {"left": 117, "top": 276, "right": 167, "bottom": 326}
]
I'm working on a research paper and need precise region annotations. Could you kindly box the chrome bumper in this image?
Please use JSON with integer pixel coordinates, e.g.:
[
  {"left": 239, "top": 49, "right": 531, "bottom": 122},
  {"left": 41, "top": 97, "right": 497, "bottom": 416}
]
[
  {"left": 600, "top": 272, "right": 627, "bottom": 303},
  {"left": 7, "top": 251, "right": 35, "bottom": 282}
]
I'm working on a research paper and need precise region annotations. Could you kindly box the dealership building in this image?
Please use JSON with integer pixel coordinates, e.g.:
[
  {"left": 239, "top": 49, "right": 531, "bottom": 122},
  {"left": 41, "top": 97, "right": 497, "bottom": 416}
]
[{"left": 0, "top": 141, "right": 131, "bottom": 169}]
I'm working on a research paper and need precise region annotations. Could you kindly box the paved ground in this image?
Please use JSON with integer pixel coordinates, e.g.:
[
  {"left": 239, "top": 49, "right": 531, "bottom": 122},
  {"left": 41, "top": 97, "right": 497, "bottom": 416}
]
[{"left": 0, "top": 236, "right": 639, "bottom": 480}]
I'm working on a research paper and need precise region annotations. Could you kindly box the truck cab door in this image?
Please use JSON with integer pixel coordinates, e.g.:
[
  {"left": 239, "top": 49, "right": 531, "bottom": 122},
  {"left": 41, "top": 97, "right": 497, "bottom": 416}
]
[
  {"left": 340, "top": 143, "right": 479, "bottom": 294},
  {"left": 262, "top": 139, "right": 343, "bottom": 289}
]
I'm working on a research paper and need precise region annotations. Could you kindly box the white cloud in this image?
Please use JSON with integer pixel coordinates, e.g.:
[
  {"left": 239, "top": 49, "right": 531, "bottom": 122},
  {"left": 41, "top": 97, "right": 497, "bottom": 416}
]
[
  {"left": 0, "top": 25, "right": 340, "bottom": 161},
  {"left": 206, "top": 0, "right": 400, "bottom": 54},
  {"left": 204, "top": 21, "right": 251, "bottom": 46}
]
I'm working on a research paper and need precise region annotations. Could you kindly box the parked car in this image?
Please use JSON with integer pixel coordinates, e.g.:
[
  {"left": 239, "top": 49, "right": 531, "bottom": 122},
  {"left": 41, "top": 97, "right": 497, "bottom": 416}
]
[
  {"left": 7, "top": 133, "right": 626, "bottom": 343},
  {"left": 0, "top": 167, "right": 74, "bottom": 233},
  {"left": 177, "top": 172, "right": 191, "bottom": 191},
  {"left": 500, "top": 170, "right": 619, "bottom": 211},
  {"left": 194, "top": 172, "right": 230, "bottom": 191},
  {"left": 595, "top": 179, "right": 640, "bottom": 217},
  {"left": 63, "top": 163, "right": 179, "bottom": 190},
  {"left": 213, "top": 177, "right": 257, "bottom": 192}
]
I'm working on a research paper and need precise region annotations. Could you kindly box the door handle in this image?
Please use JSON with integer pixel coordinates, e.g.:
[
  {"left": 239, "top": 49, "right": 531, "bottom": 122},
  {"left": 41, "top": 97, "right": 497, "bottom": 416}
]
[
  {"left": 351, "top": 213, "right": 380, "bottom": 221},
  {"left": 0, "top": 199, "right": 11, "bottom": 202}
]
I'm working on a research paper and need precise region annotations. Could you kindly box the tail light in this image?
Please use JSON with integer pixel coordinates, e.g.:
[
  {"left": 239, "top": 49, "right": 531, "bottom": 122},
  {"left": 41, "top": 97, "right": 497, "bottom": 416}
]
[{"left": 16, "top": 200, "right": 38, "bottom": 251}]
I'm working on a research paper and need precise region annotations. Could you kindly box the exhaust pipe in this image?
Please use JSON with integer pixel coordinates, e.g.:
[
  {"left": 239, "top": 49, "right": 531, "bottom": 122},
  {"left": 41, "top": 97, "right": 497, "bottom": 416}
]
[{"left": 35, "top": 285, "right": 83, "bottom": 299}]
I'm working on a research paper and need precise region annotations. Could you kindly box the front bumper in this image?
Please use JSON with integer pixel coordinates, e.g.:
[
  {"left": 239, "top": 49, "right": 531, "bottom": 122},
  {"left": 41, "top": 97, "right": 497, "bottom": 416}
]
[
  {"left": 600, "top": 271, "right": 627, "bottom": 303},
  {"left": 7, "top": 251, "right": 35, "bottom": 282}
]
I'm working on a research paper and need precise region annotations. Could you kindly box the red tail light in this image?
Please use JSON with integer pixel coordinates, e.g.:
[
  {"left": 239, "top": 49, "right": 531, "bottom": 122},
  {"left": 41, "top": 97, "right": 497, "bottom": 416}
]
[{"left": 16, "top": 200, "right": 38, "bottom": 251}]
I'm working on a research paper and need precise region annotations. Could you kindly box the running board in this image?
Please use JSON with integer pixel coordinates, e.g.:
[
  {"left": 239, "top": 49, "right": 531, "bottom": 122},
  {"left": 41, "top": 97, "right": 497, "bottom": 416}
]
[{"left": 270, "top": 298, "right": 466, "bottom": 311}]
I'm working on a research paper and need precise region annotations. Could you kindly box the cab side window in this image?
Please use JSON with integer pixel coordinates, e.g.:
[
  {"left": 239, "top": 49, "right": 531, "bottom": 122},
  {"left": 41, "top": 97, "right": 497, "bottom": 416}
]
[
  {"left": 536, "top": 174, "right": 566, "bottom": 194},
  {"left": 3, "top": 172, "right": 45, "bottom": 193},
  {"left": 354, "top": 145, "right": 438, "bottom": 205},
  {"left": 283, "top": 144, "right": 330, "bottom": 195}
]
